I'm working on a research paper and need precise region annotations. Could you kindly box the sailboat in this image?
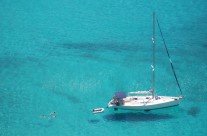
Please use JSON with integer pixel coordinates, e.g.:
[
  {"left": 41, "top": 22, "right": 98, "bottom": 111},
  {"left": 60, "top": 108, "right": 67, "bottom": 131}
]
[{"left": 107, "top": 12, "right": 183, "bottom": 111}]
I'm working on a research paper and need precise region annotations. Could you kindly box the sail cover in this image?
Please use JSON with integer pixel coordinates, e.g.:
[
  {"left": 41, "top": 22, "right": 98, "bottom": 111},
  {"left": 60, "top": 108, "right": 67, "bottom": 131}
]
[{"left": 114, "top": 92, "right": 126, "bottom": 99}]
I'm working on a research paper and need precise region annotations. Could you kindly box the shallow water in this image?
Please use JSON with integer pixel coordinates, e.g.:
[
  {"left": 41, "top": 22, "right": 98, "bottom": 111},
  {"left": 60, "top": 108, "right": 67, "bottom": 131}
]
[{"left": 0, "top": 0, "right": 207, "bottom": 136}]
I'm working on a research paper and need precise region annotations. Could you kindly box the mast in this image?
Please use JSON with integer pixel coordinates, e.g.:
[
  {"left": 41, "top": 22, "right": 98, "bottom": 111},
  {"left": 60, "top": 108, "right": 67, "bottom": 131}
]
[{"left": 152, "top": 12, "right": 155, "bottom": 98}]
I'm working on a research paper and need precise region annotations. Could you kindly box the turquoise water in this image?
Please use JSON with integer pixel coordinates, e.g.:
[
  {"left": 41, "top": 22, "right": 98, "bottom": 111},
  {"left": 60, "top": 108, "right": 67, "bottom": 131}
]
[{"left": 0, "top": 0, "right": 207, "bottom": 135}]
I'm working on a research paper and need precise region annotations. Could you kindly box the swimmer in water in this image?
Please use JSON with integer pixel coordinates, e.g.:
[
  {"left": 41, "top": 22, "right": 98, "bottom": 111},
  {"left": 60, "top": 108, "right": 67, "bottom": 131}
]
[
  {"left": 40, "top": 112, "right": 57, "bottom": 120},
  {"left": 40, "top": 114, "right": 46, "bottom": 118},
  {"left": 50, "top": 112, "right": 56, "bottom": 116},
  {"left": 49, "top": 112, "right": 57, "bottom": 119}
]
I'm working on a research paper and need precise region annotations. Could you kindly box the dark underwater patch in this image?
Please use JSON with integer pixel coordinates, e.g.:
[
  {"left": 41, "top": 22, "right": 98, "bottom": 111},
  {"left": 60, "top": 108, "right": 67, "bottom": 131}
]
[
  {"left": 58, "top": 43, "right": 142, "bottom": 53},
  {"left": 61, "top": 43, "right": 101, "bottom": 52},
  {"left": 88, "top": 119, "right": 100, "bottom": 124},
  {"left": 52, "top": 43, "right": 149, "bottom": 65},
  {"left": 0, "top": 56, "right": 24, "bottom": 68},
  {"left": 187, "top": 106, "right": 200, "bottom": 117},
  {"left": 52, "top": 89, "right": 81, "bottom": 104},
  {"left": 103, "top": 112, "right": 174, "bottom": 122},
  {"left": 35, "top": 122, "right": 53, "bottom": 128},
  {"left": 0, "top": 56, "right": 42, "bottom": 69},
  {"left": 64, "top": 94, "right": 81, "bottom": 104}
]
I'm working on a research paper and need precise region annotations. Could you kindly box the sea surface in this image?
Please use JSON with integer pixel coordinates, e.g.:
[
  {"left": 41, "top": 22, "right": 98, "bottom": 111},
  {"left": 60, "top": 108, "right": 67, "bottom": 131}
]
[{"left": 0, "top": 0, "right": 207, "bottom": 136}]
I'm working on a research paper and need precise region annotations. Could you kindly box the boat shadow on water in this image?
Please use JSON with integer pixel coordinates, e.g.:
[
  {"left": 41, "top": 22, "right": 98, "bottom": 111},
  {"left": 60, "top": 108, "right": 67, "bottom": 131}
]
[{"left": 103, "top": 112, "right": 175, "bottom": 122}]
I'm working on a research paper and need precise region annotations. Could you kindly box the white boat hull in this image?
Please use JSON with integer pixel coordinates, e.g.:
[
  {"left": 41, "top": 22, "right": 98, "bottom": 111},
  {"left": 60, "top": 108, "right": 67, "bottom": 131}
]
[{"left": 108, "top": 96, "right": 182, "bottom": 110}]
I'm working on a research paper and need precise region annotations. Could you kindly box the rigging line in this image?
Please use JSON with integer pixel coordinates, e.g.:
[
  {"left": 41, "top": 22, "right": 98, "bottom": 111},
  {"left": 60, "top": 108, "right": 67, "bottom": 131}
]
[{"left": 156, "top": 18, "right": 183, "bottom": 96}]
